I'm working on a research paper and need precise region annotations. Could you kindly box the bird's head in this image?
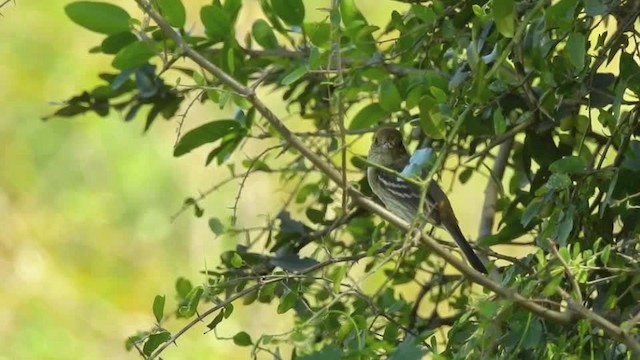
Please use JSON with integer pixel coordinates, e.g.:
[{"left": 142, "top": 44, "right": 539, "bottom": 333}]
[{"left": 368, "top": 127, "right": 408, "bottom": 166}]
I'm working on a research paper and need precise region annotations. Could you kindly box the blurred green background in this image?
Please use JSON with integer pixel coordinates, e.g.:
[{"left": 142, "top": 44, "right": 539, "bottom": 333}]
[{"left": 0, "top": 1, "right": 500, "bottom": 359}]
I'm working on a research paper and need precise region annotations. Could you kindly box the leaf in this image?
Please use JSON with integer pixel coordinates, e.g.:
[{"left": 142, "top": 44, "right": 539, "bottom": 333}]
[
  {"left": 418, "top": 97, "right": 446, "bottom": 139},
  {"left": 152, "top": 295, "right": 165, "bottom": 323},
  {"left": 112, "top": 41, "right": 155, "bottom": 70},
  {"left": 270, "top": 253, "right": 319, "bottom": 272},
  {"left": 349, "top": 103, "right": 388, "bottom": 129},
  {"left": 545, "top": 173, "right": 572, "bottom": 191},
  {"left": 252, "top": 19, "right": 278, "bottom": 49},
  {"left": 142, "top": 331, "right": 171, "bottom": 356},
  {"left": 522, "top": 319, "right": 543, "bottom": 349},
  {"left": 174, "top": 119, "right": 243, "bottom": 157},
  {"left": 429, "top": 86, "right": 447, "bottom": 102},
  {"left": 304, "top": 22, "right": 331, "bottom": 47},
  {"left": 378, "top": 79, "right": 402, "bottom": 113},
  {"left": 230, "top": 252, "right": 243, "bottom": 268},
  {"left": 521, "top": 198, "right": 542, "bottom": 227},
  {"left": 549, "top": 156, "right": 586, "bottom": 174},
  {"left": 556, "top": 209, "right": 574, "bottom": 246},
  {"left": 208, "top": 217, "right": 225, "bottom": 235},
  {"left": 201, "top": 5, "right": 232, "bottom": 42},
  {"left": 65, "top": 1, "right": 131, "bottom": 35},
  {"left": 584, "top": 0, "right": 607, "bottom": 16},
  {"left": 175, "top": 277, "right": 192, "bottom": 299},
  {"left": 277, "top": 290, "right": 298, "bottom": 314},
  {"left": 390, "top": 338, "right": 427, "bottom": 360},
  {"left": 233, "top": 331, "right": 253, "bottom": 346},
  {"left": 492, "top": 0, "right": 515, "bottom": 38},
  {"left": 282, "top": 66, "right": 308, "bottom": 85},
  {"left": 298, "top": 345, "right": 342, "bottom": 360},
  {"left": 271, "top": 0, "right": 305, "bottom": 26},
  {"left": 101, "top": 32, "right": 137, "bottom": 54},
  {"left": 493, "top": 108, "right": 506, "bottom": 135},
  {"left": 206, "top": 310, "right": 225, "bottom": 330},
  {"left": 155, "top": 0, "right": 186, "bottom": 28},
  {"left": 565, "top": 32, "right": 586, "bottom": 70},
  {"left": 544, "top": 0, "right": 578, "bottom": 31},
  {"left": 205, "top": 135, "right": 243, "bottom": 166},
  {"left": 178, "top": 286, "right": 204, "bottom": 317}
]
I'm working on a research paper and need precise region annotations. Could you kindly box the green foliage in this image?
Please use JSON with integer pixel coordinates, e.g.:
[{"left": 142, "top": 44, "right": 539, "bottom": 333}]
[{"left": 53, "top": 0, "right": 640, "bottom": 358}]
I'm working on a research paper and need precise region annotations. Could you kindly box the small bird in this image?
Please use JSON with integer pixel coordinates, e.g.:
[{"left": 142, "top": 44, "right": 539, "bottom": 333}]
[{"left": 367, "top": 127, "right": 488, "bottom": 274}]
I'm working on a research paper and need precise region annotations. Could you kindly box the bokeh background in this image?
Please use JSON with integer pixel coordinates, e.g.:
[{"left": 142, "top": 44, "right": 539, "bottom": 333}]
[{"left": 0, "top": 1, "right": 500, "bottom": 359}]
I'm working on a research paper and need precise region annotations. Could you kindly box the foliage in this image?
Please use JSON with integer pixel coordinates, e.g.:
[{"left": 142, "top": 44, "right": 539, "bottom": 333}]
[{"left": 51, "top": 0, "right": 640, "bottom": 358}]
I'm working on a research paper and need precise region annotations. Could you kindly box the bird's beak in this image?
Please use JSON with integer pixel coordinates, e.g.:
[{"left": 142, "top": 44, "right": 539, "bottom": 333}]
[{"left": 381, "top": 141, "right": 394, "bottom": 149}]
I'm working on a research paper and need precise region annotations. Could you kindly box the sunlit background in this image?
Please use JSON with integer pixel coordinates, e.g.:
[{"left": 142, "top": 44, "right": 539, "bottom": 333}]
[{"left": 0, "top": 1, "right": 508, "bottom": 359}]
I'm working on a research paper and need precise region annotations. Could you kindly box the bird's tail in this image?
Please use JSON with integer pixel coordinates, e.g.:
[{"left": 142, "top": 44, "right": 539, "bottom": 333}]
[{"left": 443, "top": 222, "right": 488, "bottom": 274}]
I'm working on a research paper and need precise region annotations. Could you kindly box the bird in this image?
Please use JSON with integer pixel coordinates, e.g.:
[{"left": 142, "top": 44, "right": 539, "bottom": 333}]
[{"left": 367, "top": 127, "right": 488, "bottom": 274}]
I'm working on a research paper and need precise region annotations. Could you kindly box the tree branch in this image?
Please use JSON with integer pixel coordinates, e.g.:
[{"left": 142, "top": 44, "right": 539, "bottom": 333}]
[{"left": 478, "top": 137, "right": 513, "bottom": 239}]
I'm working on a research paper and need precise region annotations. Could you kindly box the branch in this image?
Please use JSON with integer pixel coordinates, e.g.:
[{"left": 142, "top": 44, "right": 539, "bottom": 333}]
[{"left": 478, "top": 137, "right": 513, "bottom": 239}]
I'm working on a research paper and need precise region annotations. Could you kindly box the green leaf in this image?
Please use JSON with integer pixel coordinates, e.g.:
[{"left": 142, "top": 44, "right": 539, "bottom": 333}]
[
  {"left": 155, "top": 0, "right": 186, "bottom": 28},
  {"left": 565, "top": 32, "right": 586, "bottom": 70},
  {"left": 178, "top": 286, "right": 204, "bottom": 317},
  {"left": 521, "top": 198, "right": 542, "bottom": 227},
  {"left": 271, "top": 0, "right": 305, "bottom": 26},
  {"left": 152, "top": 295, "right": 165, "bottom": 323},
  {"left": 584, "top": 0, "right": 607, "bottom": 16},
  {"left": 429, "top": 86, "right": 447, "bottom": 102},
  {"left": 65, "top": 1, "right": 131, "bottom": 34},
  {"left": 544, "top": 0, "right": 578, "bottom": 31},
  {"left": 298, "top": 345, "right": 342, "bottom": 360},
  {"left": 224, "top": 303, "right": 234, "bottom": 318},
  {"left": 206, "top": 310, "right": 225, "bottom": 330},
  {"left": 556, "top": 209, "right": 574, "bottom": 246},
  {"left": 492, "top": 0, "right": 515, "bottom": 37},
  {"left": 208, "top": 217, "right": 225, "bottom": 235},
  {"left": 545, "top": 173, "right": 572, "bottom": 191},
  {"left": 101, "top": 32, "right": 137, "bottom": 54},
  {"left": 549, "top": 155, "right": 586, "bottom": 174},
  {"left": 378, "top": 79, "right": 402, "bottom": 112},
  {"left": 270, "top": 253, "right": 319, "bottom": 272},
  {"left": 233, "top": 331, "right": 253, "bottom": 346},
  {"left": 201, "top": 5, "right": 232, "bottom": 42},
  {"left": 390, "top": 338, "right": 427, "bottom": 360},
  {"left": 111, "top": 42, "right": 155, "bottom": 70},
  {"left": 277, "top": 290, "right": 298, "bottom": 314},
  {"left": 175, "top": 277, "right": 192, "bottom": 298},
  {"left": 349, "top": 103, "right": 388, "bottom": 129},
  {"left": 304, "top": 22, "right": 331, "bottom": 47},
  {"left": 340, "top": 0, "right": 367, "bottom": 29},
  {"left": 252, "top": 19, "right": 278, "bottom": 49},
  {"left": 522, "top": 319, "right": 543, "bottom": 349},
  {"left": 205, "top": 135, "right": 243, "bottom": 166},
  {"left": 493, "top": 108, "right": 506, "bottom": 135},
  {"left": 142, "top": 331, "right": 171, "bottom": 356},
  {"left": 230, "top": 252, "right": 243, "bottom": 268},
  {"left": 418, "top": 97, "right": 446, "bottom": 139},
  {"left": 282, "top": 66, "right": 308, "bottom": 85},
  {"left": 174, "top": 120, "right": 243, "bottom": 157}
]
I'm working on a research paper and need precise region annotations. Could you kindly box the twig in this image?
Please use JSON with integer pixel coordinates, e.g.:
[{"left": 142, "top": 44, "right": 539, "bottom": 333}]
[
  {"left": 407, "top": 274, "right": 461, "bottom": 330},
  {"left": 548, "top": 241, "right": 583, "bottom": 303},
  {"left": 478, "top": 137, "right": 513, "bottom": 239}
]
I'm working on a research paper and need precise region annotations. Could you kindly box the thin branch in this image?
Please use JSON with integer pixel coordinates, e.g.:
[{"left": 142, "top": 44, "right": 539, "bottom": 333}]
[{"left": 478, "top": 137, "right": 513, "bottom": 239}]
